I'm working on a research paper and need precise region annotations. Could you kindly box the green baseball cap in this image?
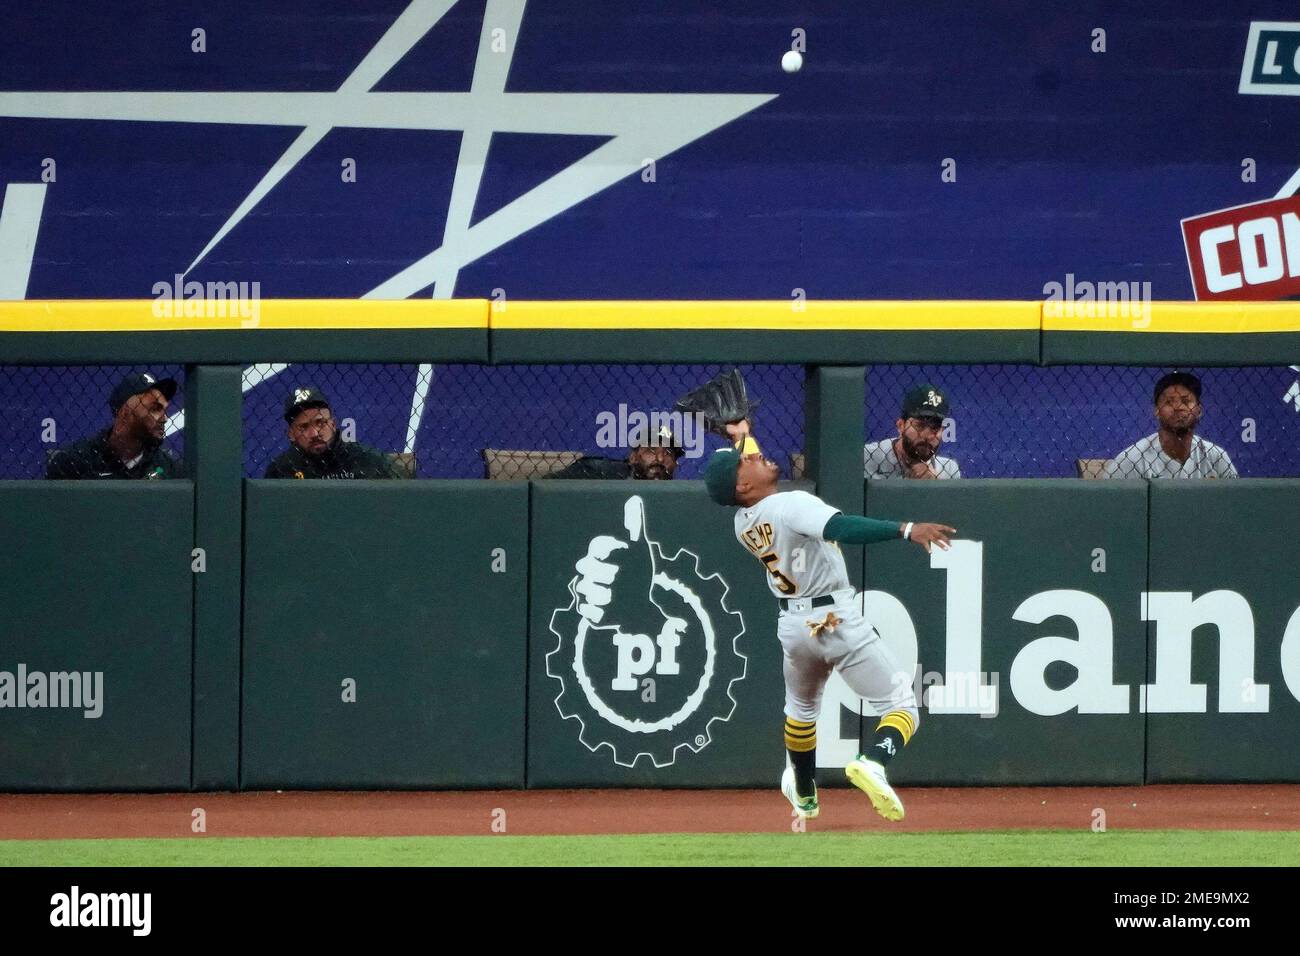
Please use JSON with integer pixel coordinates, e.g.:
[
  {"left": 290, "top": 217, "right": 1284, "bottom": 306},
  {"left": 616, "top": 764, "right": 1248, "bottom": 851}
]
[{"left": 703, "top": 448, "right": 742, "bottom": 505}]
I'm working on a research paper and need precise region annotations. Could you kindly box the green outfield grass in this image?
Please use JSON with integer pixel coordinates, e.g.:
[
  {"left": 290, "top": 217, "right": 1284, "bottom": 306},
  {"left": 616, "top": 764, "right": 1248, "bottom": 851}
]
[{"left": 2, "top": 830, "right": 1298, "bottom": 866}]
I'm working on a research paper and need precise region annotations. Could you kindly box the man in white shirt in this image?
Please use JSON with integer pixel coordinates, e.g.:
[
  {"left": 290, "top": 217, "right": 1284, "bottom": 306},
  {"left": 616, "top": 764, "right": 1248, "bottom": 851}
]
[
  {"left": 864, "top": 384, "right": 961, "bottom": 480},
  {"left": 1103, "top": 371, "right": 1238, "bottom": 479}
]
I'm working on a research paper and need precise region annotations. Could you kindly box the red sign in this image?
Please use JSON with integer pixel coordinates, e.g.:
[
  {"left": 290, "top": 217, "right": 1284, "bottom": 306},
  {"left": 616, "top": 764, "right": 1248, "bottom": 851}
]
[{"left": 1181, "top": 195, "right": 1300, "bottom": 300}]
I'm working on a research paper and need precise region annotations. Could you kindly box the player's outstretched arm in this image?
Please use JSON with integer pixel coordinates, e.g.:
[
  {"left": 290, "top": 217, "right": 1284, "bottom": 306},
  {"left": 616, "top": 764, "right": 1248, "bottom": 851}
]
[
  {"left": 823, "top": 514, "right": 955, "bottom": 553},
  {"left": 822, "top": 514, "right": 901, "bottom": 544}
]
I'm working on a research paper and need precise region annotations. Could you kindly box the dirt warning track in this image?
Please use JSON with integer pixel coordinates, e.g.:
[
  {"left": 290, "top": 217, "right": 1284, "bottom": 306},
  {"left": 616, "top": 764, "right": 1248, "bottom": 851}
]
[{"left": 1, "top": 785, "right": 1297, "bottom": 840}]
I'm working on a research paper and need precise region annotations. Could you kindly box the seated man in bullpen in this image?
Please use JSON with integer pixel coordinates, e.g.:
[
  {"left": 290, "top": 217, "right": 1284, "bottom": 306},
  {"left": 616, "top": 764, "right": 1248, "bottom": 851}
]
[
  {"left": 46, "top": 372, "right": 183, "bottom": 480},
  {"left": 1103, "top": 371, "right": 1238, "bottom": 479},
  {"left": 864, "top": 384, "right": 962, "bottom": 480},
  {"left": 265, "top": 387, "right": 399, "bottom": 479},
  {"left": 548, "top": 424, "right": 685, "bottom": 480}
]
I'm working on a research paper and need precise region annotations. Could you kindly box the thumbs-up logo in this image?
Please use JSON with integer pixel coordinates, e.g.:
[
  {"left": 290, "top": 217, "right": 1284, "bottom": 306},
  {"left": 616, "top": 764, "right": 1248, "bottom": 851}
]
[
  {"left": 547, "top": 495, "right": 748, "bottom": 768},
  {"left": 573, "top": 498, "right": 688, "bottom": 691}
]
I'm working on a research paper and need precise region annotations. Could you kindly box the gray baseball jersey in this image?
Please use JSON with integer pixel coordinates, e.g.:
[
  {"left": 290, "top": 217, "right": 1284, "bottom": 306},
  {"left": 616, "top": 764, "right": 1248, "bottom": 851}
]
[
  {"left": 863, "top": 438, "right": 961, "bottom": 479},
  {"left": 734, "top": 490, "right": 850, "bottom": 599},
  {"left": 1103, "top": 433, "right": 1238, "bottom": 479},
  {"left": 734, "top": 490, "right": 918, "bottom": 725}
]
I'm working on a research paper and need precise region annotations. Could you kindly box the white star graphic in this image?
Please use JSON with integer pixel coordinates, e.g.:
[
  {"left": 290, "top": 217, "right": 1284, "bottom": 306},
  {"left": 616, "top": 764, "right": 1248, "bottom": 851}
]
[{"left": 0, "top": 0, "right": 774, "bottom": 299}]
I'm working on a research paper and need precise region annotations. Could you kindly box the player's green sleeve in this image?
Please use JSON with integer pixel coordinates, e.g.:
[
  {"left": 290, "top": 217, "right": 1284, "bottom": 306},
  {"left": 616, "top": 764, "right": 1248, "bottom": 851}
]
[{"left": 822, "top": 513, "right": 902, "bottom": 544}]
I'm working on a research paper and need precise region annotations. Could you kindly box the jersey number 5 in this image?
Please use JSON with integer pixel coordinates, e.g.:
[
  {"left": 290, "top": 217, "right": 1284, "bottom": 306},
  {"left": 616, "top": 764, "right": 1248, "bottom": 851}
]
[{"left": 760, "top": 553, "right": 797, "bottom": 595}]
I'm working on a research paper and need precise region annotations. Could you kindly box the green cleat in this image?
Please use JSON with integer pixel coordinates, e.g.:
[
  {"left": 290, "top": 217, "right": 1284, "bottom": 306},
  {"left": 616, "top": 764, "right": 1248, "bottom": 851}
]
[{"left": 781, "top": 765, "right": 820, "bottom": 820}]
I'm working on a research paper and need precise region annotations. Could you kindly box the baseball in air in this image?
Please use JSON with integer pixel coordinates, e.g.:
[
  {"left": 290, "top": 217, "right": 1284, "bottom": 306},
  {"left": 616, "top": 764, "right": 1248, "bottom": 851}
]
[{"left": 781, "top": 50, "right": 803, "bottom": 73}]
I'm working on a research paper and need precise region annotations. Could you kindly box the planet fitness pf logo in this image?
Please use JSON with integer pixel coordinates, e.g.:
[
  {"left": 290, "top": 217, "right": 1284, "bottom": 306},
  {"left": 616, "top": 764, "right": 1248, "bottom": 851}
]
[{"left": 547, "top": 496, "right": 747, "bottom": 767}]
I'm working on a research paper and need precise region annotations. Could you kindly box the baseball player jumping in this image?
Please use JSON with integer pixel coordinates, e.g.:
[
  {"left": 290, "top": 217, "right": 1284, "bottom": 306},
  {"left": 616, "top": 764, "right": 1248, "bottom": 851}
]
[{"left": 703, "top": 442, "right": 954, "bottom": 822}]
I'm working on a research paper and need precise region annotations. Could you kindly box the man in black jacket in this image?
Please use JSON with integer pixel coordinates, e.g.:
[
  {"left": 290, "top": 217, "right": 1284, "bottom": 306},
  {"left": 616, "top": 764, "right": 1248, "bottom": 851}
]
[
  {"left": 264, "top": 387, "right": 399, "bottom": 479},
  {"left": 547, "top": 425, "right": 685, "bottom": 480},
  {"left": 46, "top": 372, "right": 184, "bottom": 480}
]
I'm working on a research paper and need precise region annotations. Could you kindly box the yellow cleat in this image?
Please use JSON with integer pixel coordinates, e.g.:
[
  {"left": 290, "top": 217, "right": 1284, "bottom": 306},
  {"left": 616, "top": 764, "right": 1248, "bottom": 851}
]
[{"left": 845, "top": 756, "right": 904, "bottom": 821}]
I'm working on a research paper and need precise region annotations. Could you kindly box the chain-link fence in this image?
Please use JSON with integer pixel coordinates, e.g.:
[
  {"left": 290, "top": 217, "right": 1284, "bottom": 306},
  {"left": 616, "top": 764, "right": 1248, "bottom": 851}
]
[
  {"left": 6, "top": 362, "right": 1297, "bottom": 481},
  {"left": 867, "top": 365, "right": 1300, "bottom": 478},
  {"left": 241, "top": 363, "right": 808, "bottom": 480},
  {"left": 0, "top": 365, "right": 186, "bottom": 479}
]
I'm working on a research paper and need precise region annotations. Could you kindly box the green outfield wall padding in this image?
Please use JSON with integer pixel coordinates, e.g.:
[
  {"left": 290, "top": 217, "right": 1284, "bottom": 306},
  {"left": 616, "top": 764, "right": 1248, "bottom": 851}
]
[
  {"left": 0, "top": 483, "right": 193, "bottom": 791},
  {"left": 240, "top": 481, "right": 528, "bottom": 789},
  {"left": 861, "top": 480, "right": 1149, "bottom": 786},
  {"left": 1145, "top": 480, "right": 1300, "bottom": 783},
  {"left": 527, "top": 481, "right": 814, "bottom": 788},
  {"left": 189, "top": 364, "right": 243, "bottom": 790}
]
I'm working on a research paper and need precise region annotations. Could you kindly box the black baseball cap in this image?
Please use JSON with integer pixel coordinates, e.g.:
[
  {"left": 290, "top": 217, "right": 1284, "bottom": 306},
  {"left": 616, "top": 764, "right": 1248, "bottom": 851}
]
[
  {"left": 900, "top": 384, "right": 950, "bottom": 422},
  {"left": 109, "top": 372, "right": 177, "bottom": 413},
  {"left": 284, "top": 386, "right": 331, "bottom": 422},
  {"left": 1153, "top": 371, "right": 1201, "bottom": 405},
  {"left": 630, "top": 423, "right": 686, "bottom": 458}
]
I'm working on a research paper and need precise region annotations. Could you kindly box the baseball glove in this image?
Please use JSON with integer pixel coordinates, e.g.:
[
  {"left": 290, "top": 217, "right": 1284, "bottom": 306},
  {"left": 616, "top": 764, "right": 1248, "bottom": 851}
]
[{"left": 673, "top": 368, "right": 761, "bottom": 438}]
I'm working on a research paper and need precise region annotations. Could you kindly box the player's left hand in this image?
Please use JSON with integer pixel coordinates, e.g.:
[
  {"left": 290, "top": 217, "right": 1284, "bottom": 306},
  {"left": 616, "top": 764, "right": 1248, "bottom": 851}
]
[{"left": 909, "top": 522, "right": 955, "bottom": 553}]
